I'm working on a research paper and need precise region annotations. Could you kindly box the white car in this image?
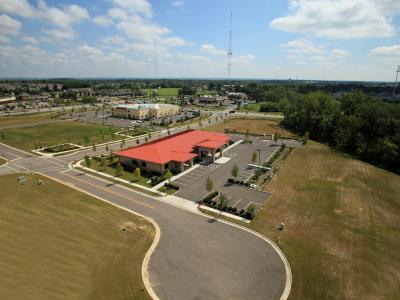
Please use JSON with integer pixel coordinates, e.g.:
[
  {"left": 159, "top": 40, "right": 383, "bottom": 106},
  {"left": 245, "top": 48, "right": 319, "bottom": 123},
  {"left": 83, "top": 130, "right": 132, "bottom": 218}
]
[{"left": 249, "top": 184, "right": 257, "bottom": 189}]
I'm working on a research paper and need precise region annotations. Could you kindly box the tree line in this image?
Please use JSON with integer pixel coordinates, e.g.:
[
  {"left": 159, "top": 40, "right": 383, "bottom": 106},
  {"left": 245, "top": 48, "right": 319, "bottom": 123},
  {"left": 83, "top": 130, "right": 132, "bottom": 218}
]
[{"left": 280, "top": 91, "right": 400, "bottom": 174}]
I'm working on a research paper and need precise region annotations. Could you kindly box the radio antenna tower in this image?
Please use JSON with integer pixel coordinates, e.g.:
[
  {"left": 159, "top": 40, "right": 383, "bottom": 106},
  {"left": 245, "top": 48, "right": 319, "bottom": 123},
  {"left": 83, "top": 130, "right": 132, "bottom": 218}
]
[
  {"left": 154, "top": 39, "right": 158, "bottom": 86},
  {"left": 393, "top": 65, "right": 400, "bottom": 99},
  {"left": 227, "top": 11, "right": 233, "bottom": 80}
]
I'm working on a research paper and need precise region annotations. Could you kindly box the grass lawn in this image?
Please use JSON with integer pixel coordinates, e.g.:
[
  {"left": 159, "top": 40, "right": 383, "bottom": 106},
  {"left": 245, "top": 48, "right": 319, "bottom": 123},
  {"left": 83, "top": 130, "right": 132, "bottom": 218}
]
[
  {"left": 251, "top": 141, "right": 400, "bottom": 300},
  {"left": 0, "top": 157, "right": 6, "bottom": 166},
  {"left": 0, "top": 121, "right": 120, "bottom": 152},
  {"left": 238, "top": 102, "right": 283, "bottom": 114},
  {"left": 205, "top": 118, "right": 297, "bottom": 138},
  {"left": 0, "top": 112, "right": 60, "bottom": 128},
  {"left": 144, "top": 88, "right": 179, "bottom": 97},
  {"left": 87, "top": 156, "right": 152, "bottom": 188},
  {"left": 0, "top": 173, "right": 154, "bottom": 300}
]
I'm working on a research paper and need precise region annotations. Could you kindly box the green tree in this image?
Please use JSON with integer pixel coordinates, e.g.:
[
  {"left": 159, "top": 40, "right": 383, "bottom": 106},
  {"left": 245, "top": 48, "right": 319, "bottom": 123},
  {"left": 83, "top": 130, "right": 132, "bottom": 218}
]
[
  {"left": 100, "top": 156, "right": 106, "bottom": 170},
  {"left": 92, "top": 144, "right": 96, "bottom": 152},
  {"left": 231, "top": 164, "right": 239, "bottom": 179},
  {"left": 164, "top": 170, "right": 173, "bottom": 182},
  {"left": 252, "top": 151, "right": 257, "bottom": 163},
  {"left": 115, "top": 162, "right": 123, "bottom": 177},
  {"left": 217, "top": 193, "right": 228, "bottom": 211},
  {"left": 84, "top": 155, "right": 91, "bottom": 167},
  {"left": 84, "top": 136, "right": 90, "bottom": 145},
  {"left": 245, "top": 204, "right": 256, "bottom": 220},
  {"left": 205, "top": 176, "right": 214, "bottom": 193},
  {"left": 134, "top": 167, "right": 141, "bottom": 179},
  {"left": 105, "top": 144, "right": 109, "bottom": 152}
]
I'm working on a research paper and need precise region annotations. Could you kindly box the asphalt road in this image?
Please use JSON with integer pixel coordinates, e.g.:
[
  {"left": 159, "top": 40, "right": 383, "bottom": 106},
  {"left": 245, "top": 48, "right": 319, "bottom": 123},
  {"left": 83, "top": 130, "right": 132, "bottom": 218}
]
[{"left": 0, "top": 127, "right": 290, "bottom": 299}]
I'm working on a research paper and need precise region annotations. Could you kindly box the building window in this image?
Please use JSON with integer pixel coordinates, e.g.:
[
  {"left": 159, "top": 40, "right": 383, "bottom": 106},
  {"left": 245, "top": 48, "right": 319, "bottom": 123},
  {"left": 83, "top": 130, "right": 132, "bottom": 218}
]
[
  {"left": 141, "top": 162, "right": 147, "bottom": 167},
  {"left": 165, "top": 163, "right": 169, "bottom": 169}
]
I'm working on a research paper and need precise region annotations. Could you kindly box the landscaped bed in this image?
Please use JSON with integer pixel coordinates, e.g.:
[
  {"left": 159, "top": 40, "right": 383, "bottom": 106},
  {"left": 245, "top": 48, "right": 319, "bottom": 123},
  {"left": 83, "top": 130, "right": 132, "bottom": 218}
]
[{"left": 41, "top": 143, "right": 80, "bottom": 153}]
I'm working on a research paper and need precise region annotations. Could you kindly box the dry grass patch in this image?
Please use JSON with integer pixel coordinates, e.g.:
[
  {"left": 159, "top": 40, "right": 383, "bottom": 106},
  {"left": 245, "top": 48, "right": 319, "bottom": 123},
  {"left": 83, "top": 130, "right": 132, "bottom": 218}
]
[
  {"left": 205, "top": 118, "right": 297, "bottom": 138},
  {"left": 0, "top": 173, "right": 154, "bottom": 300},
  {"left": 251, "top": 141, "right": 400, "bottom": 300},
  {"left": 0, "top": 112, "right": 60, "bottom": 128}
]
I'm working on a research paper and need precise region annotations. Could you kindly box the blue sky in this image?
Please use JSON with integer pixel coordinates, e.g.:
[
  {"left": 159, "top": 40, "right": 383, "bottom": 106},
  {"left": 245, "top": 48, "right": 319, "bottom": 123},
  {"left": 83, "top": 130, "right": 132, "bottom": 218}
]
[{"left": 0, "top": 0, "right": 399, "bottom": 80}]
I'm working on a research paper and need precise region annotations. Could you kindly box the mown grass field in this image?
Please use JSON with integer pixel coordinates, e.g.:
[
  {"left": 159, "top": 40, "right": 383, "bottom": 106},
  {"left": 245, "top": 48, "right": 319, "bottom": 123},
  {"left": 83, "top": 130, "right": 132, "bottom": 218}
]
[
  {"left": 0, "top": 173, "right": 154, "bottom": 300},
  {"left": 205, "top": 118, "right": 297, "bottom": 138},
  {"left": 251, "top": 141, "right": 400, "bottom": 300},
  {"left": 0, "top": 121, "right": 120, "bottom": 151},
  {"left": 0, "top": 112, "right": 60, "bottom": 128},
  {"left": 144, "top": 88, "right": 179, "bottom": 97}
]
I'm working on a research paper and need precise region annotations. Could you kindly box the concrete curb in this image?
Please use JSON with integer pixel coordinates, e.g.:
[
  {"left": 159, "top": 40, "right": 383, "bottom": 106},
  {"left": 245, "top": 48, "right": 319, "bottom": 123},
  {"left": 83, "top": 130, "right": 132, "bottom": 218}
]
[{"left": 36, "top": 171, "right": 161, "bottom": 300}]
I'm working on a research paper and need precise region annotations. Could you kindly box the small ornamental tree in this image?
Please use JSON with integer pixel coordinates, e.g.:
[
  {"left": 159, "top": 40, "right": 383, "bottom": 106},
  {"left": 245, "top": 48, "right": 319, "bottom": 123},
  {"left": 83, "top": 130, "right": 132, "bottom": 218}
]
[
  {"left": 92, "top": 144, "right": 96, "bottom": 152},
  {"left": 245, "top": 204, "right": 256, "bottom": 220},
  {"left": 245, "top": 129, "right": 249, "bottom": 141},
  {"left": 205, "top": 176, "right": 214, "bottom": 194},
  {"left": 100, "top": 156, "right": 106, "bottom": 170},
  {"left": 217, "top": 193, "right": 228, "bottom": 211},
  {"left": 84, "top": 155, "right": 91, "bottom": 167},
  {"left": 134, "top": 167, "right": 141, "bottom": 179},
  {"left": 115, "top": 162, "right": 123, "bottom": 177},
  {"left": 231, "top": 164, "right": 239, "bottom": 179},
  {"left": 252, "top": 151, "right": 257, "bottom": 163},
  {"left": 164, "top": 170, "right": 172, "bottom": 182},
  {"left": 105, "top": 144, "right": 109, "bottom": 152}
]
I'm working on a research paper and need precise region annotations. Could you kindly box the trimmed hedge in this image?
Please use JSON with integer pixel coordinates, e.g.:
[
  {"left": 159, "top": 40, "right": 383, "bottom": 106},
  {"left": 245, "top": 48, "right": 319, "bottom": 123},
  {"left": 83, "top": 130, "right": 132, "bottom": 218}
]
[{"left": 201, "top": 191, "right": 218, "bottom": 204}]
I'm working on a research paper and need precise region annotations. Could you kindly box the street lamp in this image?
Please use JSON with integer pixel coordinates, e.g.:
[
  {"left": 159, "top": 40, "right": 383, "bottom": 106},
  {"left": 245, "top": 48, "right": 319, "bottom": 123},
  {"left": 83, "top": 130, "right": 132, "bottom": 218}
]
[{"left": 257, "top": 148, "right": 261, "bottom": 171}]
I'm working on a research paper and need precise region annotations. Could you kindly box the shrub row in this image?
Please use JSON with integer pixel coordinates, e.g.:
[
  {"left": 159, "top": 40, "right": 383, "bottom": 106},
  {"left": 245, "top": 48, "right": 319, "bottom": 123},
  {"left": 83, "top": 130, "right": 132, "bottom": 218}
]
[
  {"left": 201, "top": 191, "right": 218, "bottom": 204},
  {"left": 204, "top": 200, "right": 254, "bottom": 220},
  {"left": 165, "top": 182, "right": 179, "bottom": 190},
  {"left": 227, "top": 178, "right": 251, "bottom": 187}
]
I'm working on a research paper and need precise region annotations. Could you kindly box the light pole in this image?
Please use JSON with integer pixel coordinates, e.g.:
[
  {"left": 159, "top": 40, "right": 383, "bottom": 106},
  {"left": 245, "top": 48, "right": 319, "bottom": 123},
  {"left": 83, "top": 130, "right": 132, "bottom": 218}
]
[{"left": 257, "top": 148, "right": 261, "bottom": 172}]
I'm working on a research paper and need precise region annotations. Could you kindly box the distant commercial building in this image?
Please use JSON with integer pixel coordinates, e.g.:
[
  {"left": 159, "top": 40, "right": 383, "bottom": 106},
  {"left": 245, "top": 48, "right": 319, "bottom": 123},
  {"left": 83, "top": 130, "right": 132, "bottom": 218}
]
[
  {"left": 228, "top": 92, "right": 248, "bottom": 101},
  {"left": 0, "top": 94, "right": 16, "bottom": 104},
  {"left": 111, "top": 103, "right": 180, "bottom": 120},
  {"left": 198, "top": 95, "right": 229, "bottom": 106},
  {"left": 114, "top": 130, "right": 230, "bottom": 174}
]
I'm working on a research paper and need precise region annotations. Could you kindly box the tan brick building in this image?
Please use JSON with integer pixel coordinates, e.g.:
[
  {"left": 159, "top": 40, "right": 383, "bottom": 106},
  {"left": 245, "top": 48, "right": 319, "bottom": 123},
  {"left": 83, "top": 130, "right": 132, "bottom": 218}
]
[{"left": 111, "top": 103, "right": 180, "bottom": 120}]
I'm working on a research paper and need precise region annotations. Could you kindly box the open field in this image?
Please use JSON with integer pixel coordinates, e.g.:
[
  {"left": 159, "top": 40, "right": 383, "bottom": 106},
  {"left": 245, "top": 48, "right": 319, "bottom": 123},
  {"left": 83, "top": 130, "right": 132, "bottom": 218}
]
[
  {"left": 205, "top": 118, "right": 297, "bottom": 138},
  {"left": 238, "top": 103, "right": 283, "bottom": 114},
  {"left": 0, "top": 121, "right": 120, "bottom": 152},
  {"left": 0, "top": 173, "right": 154, "bottom": 300},
  {"left": 0, "top": 112, "right": 61, "bottom": 128},
  {"left": 144, "top": 88, "right": 179, "bottom": 97},
  {"left": 250, "top": 141, "right": 400, "bottom": 300}
]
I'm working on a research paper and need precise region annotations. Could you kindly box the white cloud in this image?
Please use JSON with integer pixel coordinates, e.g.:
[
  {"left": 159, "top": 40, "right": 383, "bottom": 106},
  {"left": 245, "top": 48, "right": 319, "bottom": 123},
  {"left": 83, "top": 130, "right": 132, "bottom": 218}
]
[
  {"left": 43, "top": 27, "right": 74, "bottom": 40},
  {"left": 113, "top": 0, "right": 152, "bottom": 18},
  {"left": 370, "top": 45, "right": 400, "bottom": 57},
  {"left": 159, "top": 37, "right": 186, "bottom": 47},
  {"left": 93, "top": 15, "right": 113, "bottom": 27},
  {"left": 38, "top": 1, "right": 89, "bottom": 28},
  {"left": 115, "top": 15, "right": 170, "bottom": 42},
  {"left": 0, "top": 13, "right": 22, "bottom": 42},
  {"left": 233, "top": 54, "right": 256, "bottom": 63},
  {"left": 270, "top": 0, "right": 400, "bottom": 39},
  {"left": 282, "top": 39, "right": 349, "bottom": 63},
  {"left": 102, "top": 35, "right": 126, "bottom": 45},
  {"left": 200, "top": 44, "right": 225, "bottom": 56},
  {"left": 331, "top": 49, "right": 349, "bottom": 58},
  {"left": 178, "top": 52, "right": 212, "bottom": 64},
  {"left": 22, "top": 36, "right": 38, "bottom": 45},
  {"left": 172, "top": 0, "right": 184, "bottom": 7},
  {"left": 78, "top": 44, "right": 103, "bottom": 57},
  {"left": 0, "top": 0, "right": 35, "bottom": 18}
]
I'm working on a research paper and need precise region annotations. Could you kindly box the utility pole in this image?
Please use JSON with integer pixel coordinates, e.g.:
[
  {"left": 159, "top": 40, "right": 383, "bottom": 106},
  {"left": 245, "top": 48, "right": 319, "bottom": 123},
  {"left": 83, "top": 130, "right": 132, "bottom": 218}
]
[
  {"left": 393, "top": 65, "right": 400, "bottom": 99},
  {"left": 154, "top": 39, "right": 158, "bottom": 91},
  {"left": 227, "top": 11, "right": 233, "bottom": 81}
]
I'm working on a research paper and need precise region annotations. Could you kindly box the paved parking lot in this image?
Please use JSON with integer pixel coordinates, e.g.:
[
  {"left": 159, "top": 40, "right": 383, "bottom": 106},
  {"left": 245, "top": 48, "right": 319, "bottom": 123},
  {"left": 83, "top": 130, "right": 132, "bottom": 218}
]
[{"left": 173, "top": 135, "right": 281, "bottom": 210}]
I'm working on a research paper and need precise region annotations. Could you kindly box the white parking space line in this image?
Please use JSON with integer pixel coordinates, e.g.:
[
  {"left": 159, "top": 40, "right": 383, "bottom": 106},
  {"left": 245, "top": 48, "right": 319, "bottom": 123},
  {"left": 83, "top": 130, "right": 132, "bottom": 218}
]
[{"left": 232, "top": 199, "right": 242, "bottom": 207}]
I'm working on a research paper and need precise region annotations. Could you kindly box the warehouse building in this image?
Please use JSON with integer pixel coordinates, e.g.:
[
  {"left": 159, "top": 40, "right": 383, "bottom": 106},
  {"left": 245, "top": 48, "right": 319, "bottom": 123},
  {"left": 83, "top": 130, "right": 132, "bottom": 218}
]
[
  {"left": 114, "top": 130, "right": 230, "bottom": 174},
  {"left": 111, "top": 103, "right": 180, "bottom": 120}
]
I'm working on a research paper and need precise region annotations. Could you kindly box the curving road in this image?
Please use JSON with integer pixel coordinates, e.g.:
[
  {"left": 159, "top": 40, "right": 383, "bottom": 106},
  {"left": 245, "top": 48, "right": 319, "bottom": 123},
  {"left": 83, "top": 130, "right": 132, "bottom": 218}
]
[{"left": 0, "top": 138, "right": 290, "bottom": 299}]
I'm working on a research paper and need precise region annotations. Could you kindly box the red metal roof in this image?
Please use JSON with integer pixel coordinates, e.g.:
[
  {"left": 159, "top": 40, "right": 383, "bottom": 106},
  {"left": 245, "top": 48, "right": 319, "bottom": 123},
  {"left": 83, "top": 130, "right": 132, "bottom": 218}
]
[{"left": 114, "top": 130, "right": 230, "bottom": 164}]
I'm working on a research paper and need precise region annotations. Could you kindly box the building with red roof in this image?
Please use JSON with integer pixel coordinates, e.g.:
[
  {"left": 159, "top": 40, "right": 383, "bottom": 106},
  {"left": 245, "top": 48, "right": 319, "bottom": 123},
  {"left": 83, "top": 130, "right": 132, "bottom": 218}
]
[{"left": 114, "top": 130, "right": 230, "bottom": 174}]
